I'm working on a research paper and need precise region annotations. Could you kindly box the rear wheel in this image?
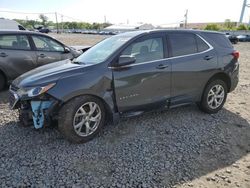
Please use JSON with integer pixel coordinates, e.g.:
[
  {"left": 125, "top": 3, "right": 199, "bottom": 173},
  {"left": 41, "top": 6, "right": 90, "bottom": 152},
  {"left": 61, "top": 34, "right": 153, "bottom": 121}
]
[
  {"left": 198, "top": 79, "right": 227, "bottom": 114},
  {"left": 58, "top": 96, "right": 106, "bottom": 143},
  {"left": 0, "top": 73, "right": 5, "bottom": 91}
]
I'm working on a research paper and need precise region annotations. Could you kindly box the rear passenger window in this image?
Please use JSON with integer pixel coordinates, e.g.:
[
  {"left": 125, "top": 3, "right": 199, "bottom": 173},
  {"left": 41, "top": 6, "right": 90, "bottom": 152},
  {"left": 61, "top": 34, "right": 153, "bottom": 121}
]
[
  {"left": 168, "top": 33, "right": 197, "bottom": 57},
  {"left": 121, "top": 37, "right": 164, "bottom": 64},
  {"left": 205, "top": 33, "right": 232, "bottom": 48},
  {"left": 196, "top": 36, "right": 209, "bottom": 52},
  {"left": 0, "top": 35, "right": 31, "bottom": 50}
]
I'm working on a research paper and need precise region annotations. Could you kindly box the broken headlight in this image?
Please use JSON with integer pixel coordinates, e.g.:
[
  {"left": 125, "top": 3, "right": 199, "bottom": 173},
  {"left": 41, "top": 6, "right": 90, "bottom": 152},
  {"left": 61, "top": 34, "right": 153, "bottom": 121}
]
[{"left": 17, "top": 83, "right": 56, "bottom": 98}]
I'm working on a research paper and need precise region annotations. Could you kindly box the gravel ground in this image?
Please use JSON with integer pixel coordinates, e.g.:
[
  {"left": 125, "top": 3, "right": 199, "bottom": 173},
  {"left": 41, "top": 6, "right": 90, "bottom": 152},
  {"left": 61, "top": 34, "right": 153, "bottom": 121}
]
[{"left": 0, "top": 34, "right": 249, "bottom": 188}]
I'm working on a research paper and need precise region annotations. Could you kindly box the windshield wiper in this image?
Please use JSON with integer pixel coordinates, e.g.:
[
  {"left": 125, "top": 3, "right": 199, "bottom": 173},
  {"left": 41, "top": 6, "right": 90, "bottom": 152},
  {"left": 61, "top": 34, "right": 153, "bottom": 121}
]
[{"left": 72, "top": 60, "right": 85, "bottom": 65}]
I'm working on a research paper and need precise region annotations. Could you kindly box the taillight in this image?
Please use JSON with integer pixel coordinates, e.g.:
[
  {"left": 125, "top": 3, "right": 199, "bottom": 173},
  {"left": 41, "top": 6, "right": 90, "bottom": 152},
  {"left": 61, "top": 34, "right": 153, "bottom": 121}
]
[{"left": 232, "top": 51, "right": 239, "bottom": 59}]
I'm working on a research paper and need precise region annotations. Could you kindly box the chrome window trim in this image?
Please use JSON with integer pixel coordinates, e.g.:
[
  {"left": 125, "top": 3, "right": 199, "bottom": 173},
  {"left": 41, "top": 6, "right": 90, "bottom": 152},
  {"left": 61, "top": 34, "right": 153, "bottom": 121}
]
[{"left": 109, "top": 34, "right": 214, "bottom": 69}]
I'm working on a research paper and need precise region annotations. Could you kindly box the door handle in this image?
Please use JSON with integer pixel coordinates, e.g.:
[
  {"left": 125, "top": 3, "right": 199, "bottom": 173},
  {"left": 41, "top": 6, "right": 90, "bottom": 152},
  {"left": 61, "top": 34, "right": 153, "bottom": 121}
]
[
  {"left": 156, "top": 64, "right": 169, "bottom": 69},
  {"left": 0, "top": 52, "right": 8, "bottom": 57},
  {"left": 204, "top": 55, "right": 214, "bottom": 61},
  {"left": 38, "top": 54, "right": 46, "bottom": 58}
]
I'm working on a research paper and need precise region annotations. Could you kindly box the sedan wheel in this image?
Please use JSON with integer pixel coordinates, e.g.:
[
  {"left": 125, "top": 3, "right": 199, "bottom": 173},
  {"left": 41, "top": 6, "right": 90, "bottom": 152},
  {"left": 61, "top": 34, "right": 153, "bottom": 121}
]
[
  {"left": 207, "top": 85, "right": 225, "bottom": 109},
  {"left": 198, "top": 79, "right": 227, "bottom": 114},
  {"left": 58, "top": 96, "right": 106, "bottom": 143},
  {"left": 73, "top": 102, "right": 101, "bottom": 137}
]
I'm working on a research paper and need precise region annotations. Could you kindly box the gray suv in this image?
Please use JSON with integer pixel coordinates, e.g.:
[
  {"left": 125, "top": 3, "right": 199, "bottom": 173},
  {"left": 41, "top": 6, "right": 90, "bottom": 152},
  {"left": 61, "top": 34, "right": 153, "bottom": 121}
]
[
  {"left": 0, "top": 30, "right": 90, "bottom": 90},
  {"left": 9, "top": 30, "right": 239, "bottom": 143}
]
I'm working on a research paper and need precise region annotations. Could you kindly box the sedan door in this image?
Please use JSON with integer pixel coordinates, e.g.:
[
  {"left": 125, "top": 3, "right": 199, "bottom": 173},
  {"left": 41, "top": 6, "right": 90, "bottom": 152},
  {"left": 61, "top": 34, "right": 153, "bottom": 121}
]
[
  {"left": 0, "top": 34, "right": 37, "bottom": 80},
  {"left": 31, "top": 35, "right": 72, "bottom": 66},
  {"left": 112, "top": 34, "right": 171, "bottom": 113}
]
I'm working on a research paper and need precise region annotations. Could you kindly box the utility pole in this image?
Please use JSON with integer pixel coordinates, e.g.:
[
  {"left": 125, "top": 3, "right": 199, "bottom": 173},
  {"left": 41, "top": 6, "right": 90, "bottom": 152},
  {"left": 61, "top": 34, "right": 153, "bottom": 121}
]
[
  {"left": 184, "top": 9, "right": 188, "bottom": 29},
  {"left": 55, "top": 12, "right": 59, "bottom": 33},
  {"left": 61, "top": 15, "right": 64, "bottom": 33},
  {"left": 239, "top": 0, "right": 247, "bottom": 24},
  {"left": 104, "top": 15, "right": 106, "bottom": 23}
]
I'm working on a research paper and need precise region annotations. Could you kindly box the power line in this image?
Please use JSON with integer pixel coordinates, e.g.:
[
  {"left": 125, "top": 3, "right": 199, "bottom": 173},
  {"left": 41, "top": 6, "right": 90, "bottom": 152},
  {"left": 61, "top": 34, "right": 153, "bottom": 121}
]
[
  {"left": 57, "top": 12, "right": 83, "bottom": 22},
  {"left": 0, "top": 10, "right": 55, "bottom": 15},
  {"left": 0, "top": 10, "right": 84, "bottom": 22}
]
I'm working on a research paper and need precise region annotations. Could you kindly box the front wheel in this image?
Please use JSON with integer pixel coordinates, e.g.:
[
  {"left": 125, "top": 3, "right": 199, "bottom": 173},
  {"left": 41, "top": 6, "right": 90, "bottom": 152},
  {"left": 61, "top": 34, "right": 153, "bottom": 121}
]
[
  {"left": 58, "top": 96, "right": 106, "bottom": 143},
  {"left": 198, "top": 79, "right": 228, "bottom": 114}
]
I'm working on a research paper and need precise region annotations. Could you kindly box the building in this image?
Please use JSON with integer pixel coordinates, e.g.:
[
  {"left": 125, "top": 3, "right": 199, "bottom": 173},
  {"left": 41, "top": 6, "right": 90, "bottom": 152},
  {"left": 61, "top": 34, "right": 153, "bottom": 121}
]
[{"left": 104, "top": 23, "right": 155, "bottom": 32}]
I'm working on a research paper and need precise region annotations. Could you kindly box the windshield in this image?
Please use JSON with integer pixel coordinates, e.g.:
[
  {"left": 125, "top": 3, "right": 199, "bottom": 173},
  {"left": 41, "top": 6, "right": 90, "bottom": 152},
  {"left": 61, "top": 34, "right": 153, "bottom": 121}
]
[{"left": 74, "top": 35, "right": 132, "bottom": 64}]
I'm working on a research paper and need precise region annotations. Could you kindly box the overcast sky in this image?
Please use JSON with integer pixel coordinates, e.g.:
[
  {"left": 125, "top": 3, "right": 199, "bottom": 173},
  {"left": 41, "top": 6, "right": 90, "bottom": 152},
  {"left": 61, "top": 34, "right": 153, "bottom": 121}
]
[{"left": 0, "top": 0, "right": 249, "bottom": 25}]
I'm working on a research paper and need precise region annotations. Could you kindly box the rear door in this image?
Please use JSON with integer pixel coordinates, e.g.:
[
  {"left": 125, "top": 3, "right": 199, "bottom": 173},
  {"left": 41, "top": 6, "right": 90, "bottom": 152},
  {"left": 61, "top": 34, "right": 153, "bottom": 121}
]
[
  {"left": 31, "top": 35, "right": 72, "bottom": 66},
  {"left": 0, "top": 34, "right": 37, "bottom": 79},
  {"left": 112, "top": 33, "right": 171, "bottom": 113},
  {"left": 168, "top": 32, "right": 217, "bottom": 105}
]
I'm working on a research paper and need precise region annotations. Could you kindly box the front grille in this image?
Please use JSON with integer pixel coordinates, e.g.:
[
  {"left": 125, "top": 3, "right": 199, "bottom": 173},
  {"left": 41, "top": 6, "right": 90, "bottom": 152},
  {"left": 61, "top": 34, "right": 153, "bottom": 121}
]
[
  {"left": 9, "top": 92, "right": 16, "bottom": 106},
  {"left": 9, "top": 84, "right": 20, "bottom": 109},
  {"left": 10, "top": 84, "right": 19, "bottom": 92}
]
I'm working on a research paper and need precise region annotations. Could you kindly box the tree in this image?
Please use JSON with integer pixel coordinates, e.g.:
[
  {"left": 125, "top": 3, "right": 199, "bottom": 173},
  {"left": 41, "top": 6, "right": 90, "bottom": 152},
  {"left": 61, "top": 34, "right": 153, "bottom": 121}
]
[
  {"left": 237, "top": 24, "right": 248, "bottom": 30},
  {"left": 39, "top": 14, "right": 48, "bottom": 27},
  {"left": 204, "top": 24, "right": 220, "bottom": 31},
  {"left": 224, "top": 19, "right": 236, "bottom": 30}
]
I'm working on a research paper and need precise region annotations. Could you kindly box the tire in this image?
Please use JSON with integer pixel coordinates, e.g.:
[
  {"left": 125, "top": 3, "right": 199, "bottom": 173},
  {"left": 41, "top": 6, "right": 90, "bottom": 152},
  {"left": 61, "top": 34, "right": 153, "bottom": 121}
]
[
  {"left": 0, "top": 73, "right": 5, "bottom": 91},
  {"left": 198, "top": 79, "right": 228, "bottom": 114},
  {"left": 58, "top": 96, "right": 106, "bottom": 143}
]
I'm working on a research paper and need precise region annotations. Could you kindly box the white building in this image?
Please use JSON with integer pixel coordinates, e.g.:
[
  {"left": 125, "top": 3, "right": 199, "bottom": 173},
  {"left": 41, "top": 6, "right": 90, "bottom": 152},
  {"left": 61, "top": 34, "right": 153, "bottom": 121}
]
[
  {"left": 0, "top": 18, "right": 26, "bottom": 30},
  {"left": 104, "top": 23, "right": 155, "bottom": 32}
]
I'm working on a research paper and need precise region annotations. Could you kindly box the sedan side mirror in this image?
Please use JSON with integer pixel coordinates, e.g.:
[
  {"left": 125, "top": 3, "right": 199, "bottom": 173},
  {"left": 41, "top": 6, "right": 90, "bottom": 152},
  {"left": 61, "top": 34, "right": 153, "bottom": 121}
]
[
  {"left": 64, "top": 47, "right": 71, "bottom": 53},
  {"left": 118, "top": 55, "right": 136, "bottom": 67}
]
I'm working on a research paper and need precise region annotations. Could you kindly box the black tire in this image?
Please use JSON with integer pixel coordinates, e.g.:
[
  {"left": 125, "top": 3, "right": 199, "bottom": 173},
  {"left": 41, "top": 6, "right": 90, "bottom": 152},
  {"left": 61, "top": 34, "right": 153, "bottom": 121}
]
[
  {"left": 198, "top": 79, "right": 228, "bottom": 114},
  {"left": 0, "top": 73, "right": 5, "bottom": 91},
  {"left": 58, "top": 96, "right": 106, "bottom": 143}
]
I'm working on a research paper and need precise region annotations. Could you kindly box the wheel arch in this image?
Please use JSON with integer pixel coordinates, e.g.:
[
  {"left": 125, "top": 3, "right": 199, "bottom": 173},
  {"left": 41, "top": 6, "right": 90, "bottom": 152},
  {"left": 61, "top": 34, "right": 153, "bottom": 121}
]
[
  {"left": 205, "top": 72, "right": 231, "bottom": 93},
  {"left": 60, "top": 93, "right": 114, "bottom": 122}
]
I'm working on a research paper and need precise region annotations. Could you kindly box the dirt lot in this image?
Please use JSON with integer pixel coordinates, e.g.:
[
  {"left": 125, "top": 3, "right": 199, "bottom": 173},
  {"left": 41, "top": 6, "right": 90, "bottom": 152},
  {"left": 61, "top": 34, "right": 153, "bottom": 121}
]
[{"left": 0, "top": 34, "right": 249, "bottom": 187}]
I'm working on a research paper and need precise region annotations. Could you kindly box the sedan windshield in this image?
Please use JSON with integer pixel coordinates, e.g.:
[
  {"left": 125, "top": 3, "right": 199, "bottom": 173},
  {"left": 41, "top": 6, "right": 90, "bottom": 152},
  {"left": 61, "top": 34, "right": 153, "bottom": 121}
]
[{"left": 74, "top": 35, "right": 132, "bottom": 64}]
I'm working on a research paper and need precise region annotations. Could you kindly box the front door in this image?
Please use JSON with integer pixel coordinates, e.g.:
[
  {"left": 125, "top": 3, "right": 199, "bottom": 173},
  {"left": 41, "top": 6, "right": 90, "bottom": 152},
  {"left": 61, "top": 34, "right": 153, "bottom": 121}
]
[
  {"left": 112, "top": 34, "right": 171, "bottom": 113},
  {"left": 31, "top": 35, "right": 65, "bottom": 66}
]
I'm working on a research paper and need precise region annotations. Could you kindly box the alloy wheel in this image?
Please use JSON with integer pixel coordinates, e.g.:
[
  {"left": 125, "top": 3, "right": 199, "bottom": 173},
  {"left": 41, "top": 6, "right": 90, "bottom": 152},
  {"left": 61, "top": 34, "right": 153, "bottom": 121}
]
[
  {"left": 73, "top": 102, "right": 101, "bottom": 137},
  {"left": 207, "top": 84, "right": 225, "bottom": 109}
]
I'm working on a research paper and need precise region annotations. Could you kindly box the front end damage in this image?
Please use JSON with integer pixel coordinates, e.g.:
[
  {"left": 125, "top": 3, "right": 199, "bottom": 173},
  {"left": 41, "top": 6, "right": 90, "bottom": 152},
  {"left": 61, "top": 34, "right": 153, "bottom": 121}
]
[{"left": 9, "top": 85, "right": 60, "bottom": 128}]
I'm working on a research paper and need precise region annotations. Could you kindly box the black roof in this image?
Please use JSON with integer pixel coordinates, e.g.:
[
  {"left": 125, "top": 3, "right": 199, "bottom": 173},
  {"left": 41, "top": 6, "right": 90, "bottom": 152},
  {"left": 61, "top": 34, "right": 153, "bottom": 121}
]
[{"left": 117, "top": 29, "right": 223, "bottom": 38}]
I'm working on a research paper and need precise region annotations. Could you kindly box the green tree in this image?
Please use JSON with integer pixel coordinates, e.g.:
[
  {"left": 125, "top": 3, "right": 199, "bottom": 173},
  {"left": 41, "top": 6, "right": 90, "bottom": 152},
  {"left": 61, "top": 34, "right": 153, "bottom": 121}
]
[
  {"left": 39, "top": 14, "right": 48, "bottom": 27},
  {"left": 204, "top": 24, "right": 220, "bottom": 31},
  {"left": 224, "top": 19, "right": 236, "bottom": 30},
  {"left": 237, "top": 24, "right": 248, "bottom": 30}
]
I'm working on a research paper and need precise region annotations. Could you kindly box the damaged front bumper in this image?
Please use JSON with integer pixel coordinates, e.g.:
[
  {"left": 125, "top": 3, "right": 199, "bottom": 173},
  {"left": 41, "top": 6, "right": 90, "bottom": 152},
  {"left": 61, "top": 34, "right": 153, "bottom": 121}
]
[{"left": 9, "top": 87, "right": 59, "bottom": 129}]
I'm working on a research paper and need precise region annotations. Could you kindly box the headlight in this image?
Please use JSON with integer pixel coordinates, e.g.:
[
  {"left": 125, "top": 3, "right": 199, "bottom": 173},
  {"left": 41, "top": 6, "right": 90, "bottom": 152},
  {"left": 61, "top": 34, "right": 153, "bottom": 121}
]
[{"left": 17, "top": 83, "right": 56, "bottom": 97}]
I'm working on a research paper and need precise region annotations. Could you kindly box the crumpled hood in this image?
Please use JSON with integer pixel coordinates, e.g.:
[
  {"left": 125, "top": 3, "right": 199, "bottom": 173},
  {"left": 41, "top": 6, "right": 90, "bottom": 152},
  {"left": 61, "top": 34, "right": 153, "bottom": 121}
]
[{"left": 12, "top": 59, "right": 90, "bottom": 88}]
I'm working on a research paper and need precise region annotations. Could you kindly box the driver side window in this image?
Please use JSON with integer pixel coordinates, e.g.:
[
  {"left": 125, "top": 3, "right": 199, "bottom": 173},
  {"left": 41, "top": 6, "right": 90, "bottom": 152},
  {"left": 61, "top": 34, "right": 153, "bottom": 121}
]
[
  {"left": 121, "top": 37, "right": 164, "bottom": 64},
  {"left": 32, "top": 35, "right": 64, "bottom": 52}
]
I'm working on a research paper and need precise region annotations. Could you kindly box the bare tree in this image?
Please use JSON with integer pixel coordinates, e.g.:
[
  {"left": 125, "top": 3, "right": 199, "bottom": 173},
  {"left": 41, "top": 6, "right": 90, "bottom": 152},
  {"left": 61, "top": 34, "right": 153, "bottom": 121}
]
[{"left": 39, "top": 14, "right": 48, "bottom": 27}]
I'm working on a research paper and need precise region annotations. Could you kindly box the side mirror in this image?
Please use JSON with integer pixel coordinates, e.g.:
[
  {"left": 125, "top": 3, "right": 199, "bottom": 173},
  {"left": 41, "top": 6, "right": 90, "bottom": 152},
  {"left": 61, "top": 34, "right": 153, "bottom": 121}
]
[
  {"left": 64, "top": 47, "right": 71, "bottom": 53},
  {"left": 118, "top": 55, "right": 136, "bottom": 67}
]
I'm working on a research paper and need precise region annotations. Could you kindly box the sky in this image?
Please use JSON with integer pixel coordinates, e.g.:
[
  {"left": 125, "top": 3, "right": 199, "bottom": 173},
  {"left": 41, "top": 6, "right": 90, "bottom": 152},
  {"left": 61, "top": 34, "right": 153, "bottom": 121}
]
[{"left": 0, "top": 0, "right": 249, "bottom": 25}]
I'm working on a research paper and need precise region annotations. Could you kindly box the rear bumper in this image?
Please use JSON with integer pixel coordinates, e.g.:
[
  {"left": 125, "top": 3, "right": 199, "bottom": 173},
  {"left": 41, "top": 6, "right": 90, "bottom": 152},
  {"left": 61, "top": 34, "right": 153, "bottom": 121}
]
[{"left": 229, "top": 64, "right": 239, "bottom": 92}]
